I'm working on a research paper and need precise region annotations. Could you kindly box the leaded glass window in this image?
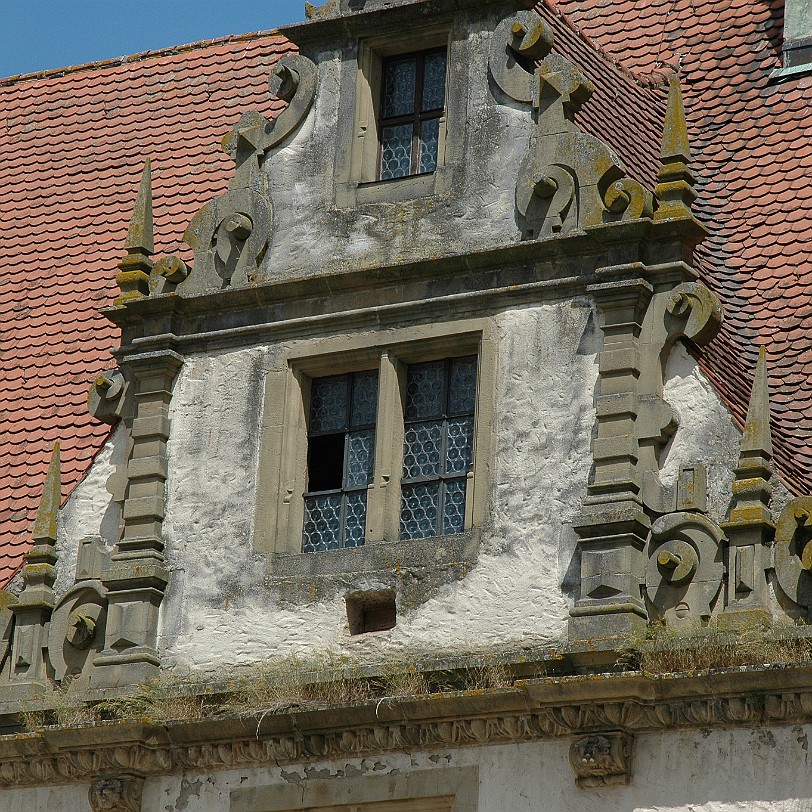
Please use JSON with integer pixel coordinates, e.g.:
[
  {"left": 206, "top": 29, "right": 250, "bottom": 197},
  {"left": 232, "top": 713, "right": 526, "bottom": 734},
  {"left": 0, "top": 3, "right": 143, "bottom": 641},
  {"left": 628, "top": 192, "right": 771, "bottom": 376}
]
[
  {"left": 379, "top": 49, "right": 447, "bottom": 181},
  {"left": 303, "top": 371, "right": 378, "bottom": 553},
  {"left": 400, "top": 356, "right": 477, "bottom": 540}
]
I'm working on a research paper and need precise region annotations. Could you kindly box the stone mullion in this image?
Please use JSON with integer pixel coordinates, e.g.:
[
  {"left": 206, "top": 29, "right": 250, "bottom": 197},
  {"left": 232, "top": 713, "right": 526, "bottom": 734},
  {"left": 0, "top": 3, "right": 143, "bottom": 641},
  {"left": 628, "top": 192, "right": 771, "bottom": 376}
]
[
  {"left": 94, "top": 349, "right": 183, "bottom": 686},
  {"left": 366, "top": 351, "right": 404, "bottom": 544},
  {"left": 569, "top": 279, "right": 653, "bottom": 640}
]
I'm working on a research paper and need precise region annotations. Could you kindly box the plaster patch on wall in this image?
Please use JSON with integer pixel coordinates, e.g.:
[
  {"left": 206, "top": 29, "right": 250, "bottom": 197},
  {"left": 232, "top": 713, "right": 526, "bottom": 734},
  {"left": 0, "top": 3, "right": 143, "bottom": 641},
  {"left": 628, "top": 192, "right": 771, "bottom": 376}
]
[
  {"left": 55, "top": 425, "right": 124, "bottom": 598},
  {"left": 660, "top": 344, "right": 741, "bottom": 524}
]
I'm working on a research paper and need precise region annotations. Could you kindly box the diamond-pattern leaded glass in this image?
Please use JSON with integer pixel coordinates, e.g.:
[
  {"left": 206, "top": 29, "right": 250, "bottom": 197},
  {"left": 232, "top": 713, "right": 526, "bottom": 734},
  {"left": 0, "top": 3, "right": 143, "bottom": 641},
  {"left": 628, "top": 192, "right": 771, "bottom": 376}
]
[
  {"left": 399, "top": 356, "right": 477, "bottom": 540},
  {"left": 381, "top": 124, "right": 413, "bottom": 180},
  {"left": 303, "top": 370, "right": 378, "bottom": 553},
  {"left": 419, "top": 118, "right": 440, "bottom": 174},
  {"left": 422, "top": 52, "right": 447, "bottom": 111},
  {"left": 400, "top": 483, "right": 440, "bottom": 540},
  {"left": 382, "top": 58, "right": 416, "bottom": 118}
]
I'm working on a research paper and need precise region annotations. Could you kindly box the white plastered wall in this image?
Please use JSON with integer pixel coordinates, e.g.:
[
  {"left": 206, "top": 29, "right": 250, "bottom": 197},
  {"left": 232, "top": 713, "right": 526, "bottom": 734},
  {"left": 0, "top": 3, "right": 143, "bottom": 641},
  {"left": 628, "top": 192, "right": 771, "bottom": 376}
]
[
  {"left": 52, "top": 307, "right": 746, "bottom": 673},
  {"left": 4, "top": 724, "right": 812, "bottom": 811}
]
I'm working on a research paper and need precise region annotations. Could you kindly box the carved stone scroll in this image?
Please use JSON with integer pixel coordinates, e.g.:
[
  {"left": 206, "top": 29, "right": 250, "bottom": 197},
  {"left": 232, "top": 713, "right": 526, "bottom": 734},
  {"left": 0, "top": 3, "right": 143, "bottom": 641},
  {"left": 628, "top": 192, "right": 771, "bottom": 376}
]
[
  {"left": 569, "top": 732, "right": 632, "bottom": 787},
  {"left": 491, "top": 11, "right": 653, "bottom": 239},
  {"left": 88, "top": 368, "right": 132, "bottom": 425},
  {"left": 645, "top": 512, "right": 724, "bottom": 626},
  {"left": 488, "top": 11, "right": 554, "bottom": 103},
  {"left": 180, "top": 54, "right": 318, "bottom": 294},
  {"left": 773, "top": 496, "right": 812, "bottom": 615},
  {"left": 47, "top": 581, "right": 108, "bottom": 684}
]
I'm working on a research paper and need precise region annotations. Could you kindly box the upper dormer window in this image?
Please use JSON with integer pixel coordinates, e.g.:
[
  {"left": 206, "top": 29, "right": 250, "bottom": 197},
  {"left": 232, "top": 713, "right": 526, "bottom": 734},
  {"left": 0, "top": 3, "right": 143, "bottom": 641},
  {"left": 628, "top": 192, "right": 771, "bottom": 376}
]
[{"left": 379, "top": 49, "right": 447, "bottom": 180}]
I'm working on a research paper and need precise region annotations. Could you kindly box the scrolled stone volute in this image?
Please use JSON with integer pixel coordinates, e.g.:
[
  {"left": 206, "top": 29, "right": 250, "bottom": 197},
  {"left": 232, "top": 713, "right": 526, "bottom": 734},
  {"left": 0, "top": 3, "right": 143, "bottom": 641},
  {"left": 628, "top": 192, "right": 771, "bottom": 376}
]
[
  {"left": 569, "top": 732, "right": 632, "bottom": 787},
  {"left": 489, "top": 11, "right": 554, "bottom": 103},
  {"left": 47, "top": 580, "right": 108, "bottom": 684},
  {"left": 180, "top": 53, "right": 318, "bottom": 295},
  {"left": 88, "top": 368, "right": 132, "bottom": 424},
  {"left": 496, "top": 10, "right": 655, "bottom": 239},
  {"left": 663, "top": 281, "right": 724, "bottom": 354},
  {"left": 88, "top": 775, "right": 144, "bottom": 812},
  {"left": 774, "top": 496, "right": 812, "bottom": 614},
  {"left": 645, "top": 512, "right": 725, "bottom": 626}
]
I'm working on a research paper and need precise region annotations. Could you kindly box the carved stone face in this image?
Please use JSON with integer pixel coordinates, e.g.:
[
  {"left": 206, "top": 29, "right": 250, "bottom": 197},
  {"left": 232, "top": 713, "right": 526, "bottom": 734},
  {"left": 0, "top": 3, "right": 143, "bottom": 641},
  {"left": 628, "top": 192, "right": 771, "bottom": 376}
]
[
  {"left": 89, "top": 778, "right": 125, "bottom": 810},
  {"left": 88, "top": 776, "right": 143, "bottom": 812},
  {"left": 575, "top": 735, "right": 613, "bottom": 771}
]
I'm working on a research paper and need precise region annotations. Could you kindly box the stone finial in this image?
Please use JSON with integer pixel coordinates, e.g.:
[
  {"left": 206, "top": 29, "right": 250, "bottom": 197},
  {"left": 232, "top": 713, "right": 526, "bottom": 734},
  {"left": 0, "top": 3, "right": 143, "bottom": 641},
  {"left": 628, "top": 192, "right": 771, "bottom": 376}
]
[
  {"left": 727, "top": 346, "right": 773, "bottom": 524},
  {"left": 654, "top": 73, "right": 696, "bottom": 220},
  {"left": 10, "top": 443, "right": 61, "bottom": 685},
  {"left": 115, "top": 160, "right": 154, "bottom": 305},
  {"left": 32, "top": 442, "right": 61, "bottom": 545},
  {"left": 740, "top": 345, "right": 773, "bottom": 465},
  {"left": 20, "top": 442, "right": 61, "bottom": 606},
  {"left": 718, "top": 346, "right": 774, "bottom": 628}
]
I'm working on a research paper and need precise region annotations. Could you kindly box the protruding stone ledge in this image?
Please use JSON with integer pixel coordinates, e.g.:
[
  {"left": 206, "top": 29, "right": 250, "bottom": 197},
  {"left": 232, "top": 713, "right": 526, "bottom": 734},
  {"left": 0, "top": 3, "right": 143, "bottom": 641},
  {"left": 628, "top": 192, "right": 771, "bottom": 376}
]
[{"left": 3, "top": 663, "right": 812, "bottom": 788}]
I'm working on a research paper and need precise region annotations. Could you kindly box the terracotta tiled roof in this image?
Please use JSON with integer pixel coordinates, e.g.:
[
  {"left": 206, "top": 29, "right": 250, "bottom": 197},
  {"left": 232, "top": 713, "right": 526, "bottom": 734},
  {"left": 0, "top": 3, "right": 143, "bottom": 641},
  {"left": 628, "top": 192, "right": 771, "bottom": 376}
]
[
  {"left": 0, "top": 33, "right": 296, "bottom": 586},
  {"left": 548, "top": 0, "right": 812, "bottom": 493},
  {"left": 0, "top": 0, "right": 808, "bottom": 588}
]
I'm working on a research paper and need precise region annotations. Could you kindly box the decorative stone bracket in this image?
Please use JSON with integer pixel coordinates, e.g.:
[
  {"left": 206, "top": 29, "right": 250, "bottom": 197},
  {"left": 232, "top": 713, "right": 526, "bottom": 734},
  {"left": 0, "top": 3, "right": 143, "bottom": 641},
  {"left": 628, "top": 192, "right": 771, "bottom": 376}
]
[
  {"left": 89, "top": 775, "right": 144, "bottom": 812},
  {"left": 489, "top": 11, "right": 653, "bottom": 240},
  {"left": 569, "top": 732, "right": 633, "bottom": 788}
]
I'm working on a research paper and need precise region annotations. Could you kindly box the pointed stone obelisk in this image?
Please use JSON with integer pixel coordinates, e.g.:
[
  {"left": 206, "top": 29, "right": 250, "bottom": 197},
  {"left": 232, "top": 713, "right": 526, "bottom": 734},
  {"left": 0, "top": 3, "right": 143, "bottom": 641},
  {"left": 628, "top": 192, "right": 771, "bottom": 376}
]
[
  {"left": 114, "top": 160, "right": 154, "bottom": 305},
  {"left": 654, "top": 74, "right": 697, "bottom": 220},
  {"left": 719, "top": 347, "right": 775, "bottom": 629},
  {"left": 10, "top": 443, "right": 61, "bottom": 691}
]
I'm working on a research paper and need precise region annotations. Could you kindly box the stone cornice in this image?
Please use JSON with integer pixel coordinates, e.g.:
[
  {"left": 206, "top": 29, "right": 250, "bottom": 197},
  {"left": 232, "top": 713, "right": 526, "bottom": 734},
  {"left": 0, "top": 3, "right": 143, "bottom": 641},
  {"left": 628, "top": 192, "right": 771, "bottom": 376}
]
[
  {"left": 105, "top": 219, "right": 702, "bottom": 359},
  {"left": 2, "top": 665, "right": 812, "bottom": 788}
]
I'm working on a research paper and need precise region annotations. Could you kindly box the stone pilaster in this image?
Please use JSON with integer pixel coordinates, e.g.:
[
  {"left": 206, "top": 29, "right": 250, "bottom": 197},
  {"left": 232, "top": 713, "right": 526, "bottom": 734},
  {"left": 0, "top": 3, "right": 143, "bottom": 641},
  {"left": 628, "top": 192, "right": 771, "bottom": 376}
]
[
  {"left": 569, "top": 275, "right": 652, "bottom": 640},
  {"left": 9, "top": 444, "right": 61, "bottom": 693},
  {"left": 93, "top": 349, "right": 182, "bottom": 687},
  {"left": 718, "top": 346, "right": 774, "bottom": 629}
]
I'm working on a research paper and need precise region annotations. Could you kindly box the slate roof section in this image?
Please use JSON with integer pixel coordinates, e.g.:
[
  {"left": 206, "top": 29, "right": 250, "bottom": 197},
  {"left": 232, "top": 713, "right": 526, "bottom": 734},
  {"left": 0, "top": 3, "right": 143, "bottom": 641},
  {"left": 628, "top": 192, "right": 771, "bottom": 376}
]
[
  {"left": 0, "top": 33, "right": 296, "bottom": 586},
  {"left": 549, "top": 0, "right": 812, "bottom": 493}
]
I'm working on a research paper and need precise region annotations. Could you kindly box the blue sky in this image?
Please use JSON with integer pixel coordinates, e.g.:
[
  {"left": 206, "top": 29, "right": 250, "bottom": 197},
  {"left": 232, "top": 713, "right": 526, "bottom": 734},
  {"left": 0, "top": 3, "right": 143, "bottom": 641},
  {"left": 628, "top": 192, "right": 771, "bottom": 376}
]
[{"left": 0, "top": 0, "right": 307, "bottom": 78}]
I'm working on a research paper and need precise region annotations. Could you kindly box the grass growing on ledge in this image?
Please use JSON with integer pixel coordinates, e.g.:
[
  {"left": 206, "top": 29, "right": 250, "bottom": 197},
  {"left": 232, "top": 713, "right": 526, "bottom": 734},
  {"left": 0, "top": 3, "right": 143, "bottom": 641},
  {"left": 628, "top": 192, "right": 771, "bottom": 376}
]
[
  {"left": 19, "top": 647, "right": 519, "bottom": 732},
  {"left": 619, "top": 624, "right": 812, "bottom": 674}
]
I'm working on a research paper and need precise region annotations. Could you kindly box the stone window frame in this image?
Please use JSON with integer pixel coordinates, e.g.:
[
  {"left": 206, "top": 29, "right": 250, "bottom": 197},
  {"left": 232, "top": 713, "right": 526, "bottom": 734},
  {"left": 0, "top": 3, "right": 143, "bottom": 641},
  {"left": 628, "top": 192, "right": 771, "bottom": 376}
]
[
  {"left": 334, "top": 20, "right": 468, "bottom": 208},
  {"left": 230, "top": 766, "right": 479, "bottom": 812},
  {"left": 255, "top": 319, "right": 496, "bottom": 563}
]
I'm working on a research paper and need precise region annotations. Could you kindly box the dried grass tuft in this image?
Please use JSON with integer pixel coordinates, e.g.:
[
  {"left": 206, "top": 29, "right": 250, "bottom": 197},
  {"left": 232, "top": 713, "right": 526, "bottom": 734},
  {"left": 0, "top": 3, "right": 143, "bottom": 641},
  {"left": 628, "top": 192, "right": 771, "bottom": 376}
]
[{"left": 622, "top": 624, "right": 812, "bottom": 674}]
